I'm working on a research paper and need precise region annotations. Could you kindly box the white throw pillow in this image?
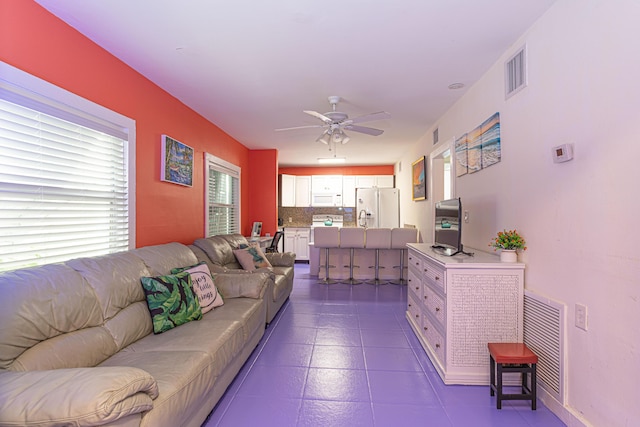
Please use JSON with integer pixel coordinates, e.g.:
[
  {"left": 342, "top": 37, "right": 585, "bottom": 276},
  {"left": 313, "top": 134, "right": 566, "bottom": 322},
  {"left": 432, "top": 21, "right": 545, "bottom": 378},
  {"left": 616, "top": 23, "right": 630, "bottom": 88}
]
[{"left": 176, "top": 262, "right": 223, "bottom": 313}]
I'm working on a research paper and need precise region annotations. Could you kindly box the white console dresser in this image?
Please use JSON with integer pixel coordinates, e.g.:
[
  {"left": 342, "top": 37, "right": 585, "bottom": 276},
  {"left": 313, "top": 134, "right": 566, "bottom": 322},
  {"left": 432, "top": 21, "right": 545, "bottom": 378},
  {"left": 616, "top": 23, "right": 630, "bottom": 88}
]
[{"left": 406, "top": 243, "right": 524, "bottom": 385}]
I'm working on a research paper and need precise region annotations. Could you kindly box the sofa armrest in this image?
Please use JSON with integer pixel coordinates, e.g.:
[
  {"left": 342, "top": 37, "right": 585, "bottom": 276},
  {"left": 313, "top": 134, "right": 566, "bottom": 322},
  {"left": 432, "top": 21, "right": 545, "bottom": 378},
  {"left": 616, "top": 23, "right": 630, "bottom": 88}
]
[
  {"left": 214, "top": 271, "right": 269, "bottom": 299},
  {"left": 265, "top": 252, "right": 296, "bottom": 267},
  {"left": 0, "top": 367, "right": 158, "bottom": 427}
]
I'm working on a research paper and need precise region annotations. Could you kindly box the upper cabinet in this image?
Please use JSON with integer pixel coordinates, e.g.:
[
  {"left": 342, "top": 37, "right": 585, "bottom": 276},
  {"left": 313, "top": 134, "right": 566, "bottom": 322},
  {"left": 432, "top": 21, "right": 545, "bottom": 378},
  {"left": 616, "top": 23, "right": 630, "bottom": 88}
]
[
  {"left": 311, "top": 175, "right": 343, "bottom": 206},
  {"left": 342, "top": 176, "right": 356, "bottom": 207},
  {"left": 355, "top": 175, "right": 395, "bottom": 188},
  {"left": 280, "top": 174, "right": 395, "bottom": 207},
  {"left": 294, "top": 176, "right": 311, "bottom": 207},
  {"left": 279, "top": 174, "right": 296, "bottom": 207},
  {"left": 279, "top": 174, "right": 311, "bottom": 207}
]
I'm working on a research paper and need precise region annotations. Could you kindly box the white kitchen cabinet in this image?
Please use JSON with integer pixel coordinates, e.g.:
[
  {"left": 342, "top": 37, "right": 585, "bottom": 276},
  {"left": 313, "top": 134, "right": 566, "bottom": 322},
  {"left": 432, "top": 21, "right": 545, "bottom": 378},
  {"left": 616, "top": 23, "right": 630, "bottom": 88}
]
[
  {"left": 279, "top": 174, "right": 296, "bottom": 207},
  {"left": 355, "top": 175, "right": 394, "bottom": 188},
  {"left": 375, "top": 175, "right": 395, "bottom": 188},
  {"left": 342, "top": 176, "right": 356, "bottom": 207},
  {"left": 312, "top": 175, "right": 342, "bottom": 193},
  {"left": 406, "top": 243, "right": 524, "bottom": 385},
  {"left": 284, "top": 228, "right": 310, "bottom": 261},
  {"left": 295, "top": 176, "right": 311, "bottom": 207}
]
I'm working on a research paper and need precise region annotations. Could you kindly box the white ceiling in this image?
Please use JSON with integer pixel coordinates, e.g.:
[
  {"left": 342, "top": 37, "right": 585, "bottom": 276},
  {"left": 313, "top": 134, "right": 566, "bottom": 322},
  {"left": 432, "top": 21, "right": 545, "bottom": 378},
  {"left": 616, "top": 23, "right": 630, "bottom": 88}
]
[{"left": 35, "top": 0, "right": 556, "bottom": 167}]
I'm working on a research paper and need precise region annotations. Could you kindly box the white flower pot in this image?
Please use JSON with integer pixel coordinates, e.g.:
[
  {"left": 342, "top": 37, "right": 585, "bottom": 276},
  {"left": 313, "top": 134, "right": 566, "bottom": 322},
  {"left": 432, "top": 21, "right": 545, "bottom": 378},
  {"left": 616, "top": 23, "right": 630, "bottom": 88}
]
[{"left": 500, "top": 249, "right": 518, "bottom": 262}]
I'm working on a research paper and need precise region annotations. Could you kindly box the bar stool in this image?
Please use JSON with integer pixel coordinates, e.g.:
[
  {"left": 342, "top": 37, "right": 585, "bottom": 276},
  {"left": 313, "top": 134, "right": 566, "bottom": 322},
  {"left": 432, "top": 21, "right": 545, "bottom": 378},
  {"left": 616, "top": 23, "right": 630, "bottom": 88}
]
[
  {"left": 364, "top": 228, "right": 391, "bottom": 285},
  {"left": 488, "top": 342, "right": 538, "bottom": 410},
  {"left": 314, "top": 227, "right": 340, "bottom": 284},
  {"left": 339, "top": 227, "right": 365, "bottom": 285},
  {"left": 390, "top": 227, "right": 418, "bottom": 285}
]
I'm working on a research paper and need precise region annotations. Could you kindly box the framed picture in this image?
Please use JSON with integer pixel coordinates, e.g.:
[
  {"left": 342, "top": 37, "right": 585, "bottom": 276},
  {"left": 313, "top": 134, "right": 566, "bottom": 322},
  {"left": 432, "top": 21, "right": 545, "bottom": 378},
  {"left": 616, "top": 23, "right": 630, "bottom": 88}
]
[
  {"left": 412, "top": 156, "right": 427, "bottom": 201},
  {"left": 251, "top": 222, "right": 262, "bottom": 237},
  {"left": 161, "top": 135, "right": 193, "bottom": 187}
]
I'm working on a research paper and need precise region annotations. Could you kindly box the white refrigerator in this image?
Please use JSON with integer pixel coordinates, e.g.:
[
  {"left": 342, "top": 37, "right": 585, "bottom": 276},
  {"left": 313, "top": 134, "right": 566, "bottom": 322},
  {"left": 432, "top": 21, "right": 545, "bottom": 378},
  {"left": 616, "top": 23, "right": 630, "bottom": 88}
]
[{"left": 356, "top": 188, "right": 400, "bottom": 228}]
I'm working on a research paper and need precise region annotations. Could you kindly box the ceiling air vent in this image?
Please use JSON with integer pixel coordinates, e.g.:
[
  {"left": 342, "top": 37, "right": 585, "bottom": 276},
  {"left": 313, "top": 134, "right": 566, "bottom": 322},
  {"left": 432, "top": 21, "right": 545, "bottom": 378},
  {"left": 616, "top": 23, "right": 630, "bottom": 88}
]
[{"left": 505, "top": 45, "right": 527, "bottom": 99}]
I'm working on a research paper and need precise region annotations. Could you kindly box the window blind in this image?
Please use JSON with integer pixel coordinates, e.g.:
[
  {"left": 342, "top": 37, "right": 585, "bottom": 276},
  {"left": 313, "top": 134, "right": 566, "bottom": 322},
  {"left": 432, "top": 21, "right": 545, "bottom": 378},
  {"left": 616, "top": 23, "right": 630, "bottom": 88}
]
[
  {"left": 205, "top": 153, "right": 240, "bottom": 236},
  {"left": 0, "top": 99, "right": 130, "bottom": 271}
]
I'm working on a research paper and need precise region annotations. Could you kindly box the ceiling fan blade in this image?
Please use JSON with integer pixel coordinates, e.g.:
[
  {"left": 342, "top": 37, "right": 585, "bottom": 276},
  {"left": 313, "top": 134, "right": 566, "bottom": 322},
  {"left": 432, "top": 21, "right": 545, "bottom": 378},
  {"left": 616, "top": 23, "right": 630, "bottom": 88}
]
[
  {"left": 344, "top": 111, "right": 391, "bottom": 125},
  {"left": 275, "top": 124, "right": 324, "bottom": 131},
  {"left": 343, "top": 124, "right": 384, "bottom": 136},
  {"left": 304, "top": 110, "right": 333, "bottom": 123}
]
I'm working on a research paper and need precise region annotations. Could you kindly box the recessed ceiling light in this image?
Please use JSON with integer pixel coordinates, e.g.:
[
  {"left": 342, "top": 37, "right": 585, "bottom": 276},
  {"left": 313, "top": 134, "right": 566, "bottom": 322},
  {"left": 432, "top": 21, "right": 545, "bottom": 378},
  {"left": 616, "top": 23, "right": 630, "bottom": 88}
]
[
  {"left": 318, "top": 157, "right": 346, "bottom": 164},
  {"left": 448, "top": 82, "right": 465, "bottom": 90}
]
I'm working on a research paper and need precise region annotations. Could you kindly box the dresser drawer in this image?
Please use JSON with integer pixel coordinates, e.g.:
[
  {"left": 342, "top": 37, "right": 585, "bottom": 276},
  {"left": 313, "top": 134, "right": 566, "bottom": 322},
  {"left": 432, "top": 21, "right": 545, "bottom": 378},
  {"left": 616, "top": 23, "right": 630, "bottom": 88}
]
[
  {"left": 408, "top": 251, "right": 423, "bottom": 275},
  {"left": 422, "top": 314, "right": 446, "bottom": 365},
  {"left": 407, "top": 268, "right": 422, "bottom": 301},
  {"left": 423, "top": 259, "right": 445, "bottom": 292},
  {"left": 424, "top": 285, "right": 446, "bottom": 329},
  {"left": 407, "top": 294, "right": 421, "bottom": 325}
]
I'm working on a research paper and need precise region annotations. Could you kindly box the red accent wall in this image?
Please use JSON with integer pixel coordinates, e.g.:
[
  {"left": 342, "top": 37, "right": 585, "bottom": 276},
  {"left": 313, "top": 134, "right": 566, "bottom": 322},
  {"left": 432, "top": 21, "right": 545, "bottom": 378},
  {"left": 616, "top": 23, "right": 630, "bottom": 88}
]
[
  {"left": 0, "top": 1, "right": 259, "bottom": 245},
  {"left": 248, "top": 150, "right": 278, "bottom": 236},
  {"left": 279, "top": 165, "right": 394, "bottom": 175}
]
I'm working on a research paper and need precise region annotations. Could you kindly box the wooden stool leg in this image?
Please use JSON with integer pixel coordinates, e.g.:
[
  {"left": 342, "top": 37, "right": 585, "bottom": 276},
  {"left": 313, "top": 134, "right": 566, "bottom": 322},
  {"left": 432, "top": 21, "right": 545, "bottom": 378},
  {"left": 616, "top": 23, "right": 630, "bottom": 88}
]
[
  {"left": 496, "top": 362, "right": 503, "bottom": 409},
  {"left": 531, "top": 363, "right": 537, "bottom": 410},
  {"left": 490, "top": 354, "right": 496, "bottom": 396}
]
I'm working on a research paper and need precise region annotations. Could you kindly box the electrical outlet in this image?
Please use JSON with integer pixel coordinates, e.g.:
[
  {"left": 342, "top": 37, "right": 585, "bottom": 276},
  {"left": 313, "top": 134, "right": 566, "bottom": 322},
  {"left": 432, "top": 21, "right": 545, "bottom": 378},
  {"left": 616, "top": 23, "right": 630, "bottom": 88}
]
[
  {"left": 288, "top": 217, "right": 292, "bottom": 223},
  {"left": 464, "top": 210, "right": 469, "bottom": 223},
  {"left": 575, "top": 303, "right": 588, "bottom": 331}
]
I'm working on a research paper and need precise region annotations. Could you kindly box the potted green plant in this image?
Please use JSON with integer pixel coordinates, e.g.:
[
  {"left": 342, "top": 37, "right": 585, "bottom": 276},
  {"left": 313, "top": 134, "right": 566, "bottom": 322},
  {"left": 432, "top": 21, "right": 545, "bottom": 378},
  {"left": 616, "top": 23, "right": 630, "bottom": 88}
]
[{"left": 489, "top": 229, "right": 526, "bottom": 262}]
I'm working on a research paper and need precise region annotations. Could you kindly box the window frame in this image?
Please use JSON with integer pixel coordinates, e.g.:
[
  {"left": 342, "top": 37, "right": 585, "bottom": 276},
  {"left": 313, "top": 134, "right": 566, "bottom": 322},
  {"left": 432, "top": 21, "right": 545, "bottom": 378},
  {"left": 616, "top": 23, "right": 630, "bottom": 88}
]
[
  {"left": 0, "top": 61, "right": 136, "bottom": 269},
  {"left": 204, "top": 152, "right": 241, "bottom": 237}
]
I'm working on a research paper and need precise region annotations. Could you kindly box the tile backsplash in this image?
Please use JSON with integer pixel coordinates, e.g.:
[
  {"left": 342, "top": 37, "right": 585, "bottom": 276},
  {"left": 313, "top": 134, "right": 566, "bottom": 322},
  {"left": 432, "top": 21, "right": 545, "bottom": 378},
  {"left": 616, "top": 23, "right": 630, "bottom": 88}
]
[{"left": 278, "top": 207, "right": 356, "bottom": 228}]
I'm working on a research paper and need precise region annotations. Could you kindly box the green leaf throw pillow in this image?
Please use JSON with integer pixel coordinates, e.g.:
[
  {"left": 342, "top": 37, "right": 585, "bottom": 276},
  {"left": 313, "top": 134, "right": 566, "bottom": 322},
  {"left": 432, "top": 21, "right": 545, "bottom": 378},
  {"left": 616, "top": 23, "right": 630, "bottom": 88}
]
[{"left": 141, "top": 272, "right": 203, "bottom": 334}]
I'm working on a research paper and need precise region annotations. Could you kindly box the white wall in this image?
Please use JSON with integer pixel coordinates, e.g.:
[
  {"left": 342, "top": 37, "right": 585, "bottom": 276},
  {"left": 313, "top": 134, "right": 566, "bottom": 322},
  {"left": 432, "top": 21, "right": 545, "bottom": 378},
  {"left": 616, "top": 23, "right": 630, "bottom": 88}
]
[{"left": 398, "top": 1, "right": 640, "bottom": 426}]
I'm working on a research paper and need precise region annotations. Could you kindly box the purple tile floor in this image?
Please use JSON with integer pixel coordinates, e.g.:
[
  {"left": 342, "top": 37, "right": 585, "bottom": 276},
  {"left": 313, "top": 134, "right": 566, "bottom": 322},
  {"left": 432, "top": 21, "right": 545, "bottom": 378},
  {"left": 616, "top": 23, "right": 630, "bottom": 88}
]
[{"left": 203, "top": 264, "right": 566, "bottom": 427}]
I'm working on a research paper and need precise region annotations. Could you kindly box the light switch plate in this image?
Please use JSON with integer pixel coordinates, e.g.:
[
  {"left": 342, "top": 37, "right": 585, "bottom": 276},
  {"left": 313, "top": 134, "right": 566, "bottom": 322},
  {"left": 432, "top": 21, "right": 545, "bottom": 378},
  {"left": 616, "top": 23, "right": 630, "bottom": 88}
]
[{"left": 575, "top": 303, "right": 588, "bottom": 331}]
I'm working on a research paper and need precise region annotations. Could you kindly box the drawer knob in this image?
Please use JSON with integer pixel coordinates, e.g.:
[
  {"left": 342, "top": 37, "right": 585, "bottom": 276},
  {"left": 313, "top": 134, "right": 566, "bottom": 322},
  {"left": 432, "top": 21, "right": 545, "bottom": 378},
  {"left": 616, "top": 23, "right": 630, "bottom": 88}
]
[
  {"left": 415, "top": 314, "right": 419, "bottom": 318},
  {"left": 424, "top": 295, "right": 428, "bottom": 300},
  {"left": 415, "top": 261, "right": 419, "bottom": 266},
  {"left": 435, "top": 307, "right": 440, "bottom": 312},
  {"left": 435, "top": 276, "right": 440, "bottom": 281},
  {"left": 423, "top": 326, "right": 428, "bottom": 331},
  {"left": 415, "top": 286, "right": 419, "bottom": 291},
  {"left": 435, "top": 344, "right": 441, "bottom": 349},
  {"left": 408, "top": 303, "right": 412, "bottom": 307}
]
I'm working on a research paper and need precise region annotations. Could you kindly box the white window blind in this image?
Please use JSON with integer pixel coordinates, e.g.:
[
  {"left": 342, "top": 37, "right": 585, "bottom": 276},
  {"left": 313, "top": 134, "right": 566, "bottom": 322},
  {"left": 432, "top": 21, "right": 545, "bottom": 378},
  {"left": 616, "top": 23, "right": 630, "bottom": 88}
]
[
  {"left": 205, "top": 153, "right": 240, "bottom": 236},
  {"left": 0, "top": 62, "right": 135, "bottom": 272}
]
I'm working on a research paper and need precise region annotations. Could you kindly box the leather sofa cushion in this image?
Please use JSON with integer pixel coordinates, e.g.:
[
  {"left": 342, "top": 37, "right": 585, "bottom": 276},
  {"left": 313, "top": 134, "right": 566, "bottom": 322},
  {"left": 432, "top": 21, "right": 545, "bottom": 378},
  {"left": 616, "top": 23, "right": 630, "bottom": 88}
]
[
  {"left": 133, "top": 242, "right": 199, "bottom": 276},
  {"left": 0, "top": 263, "right": 103, "bottom": 370}
]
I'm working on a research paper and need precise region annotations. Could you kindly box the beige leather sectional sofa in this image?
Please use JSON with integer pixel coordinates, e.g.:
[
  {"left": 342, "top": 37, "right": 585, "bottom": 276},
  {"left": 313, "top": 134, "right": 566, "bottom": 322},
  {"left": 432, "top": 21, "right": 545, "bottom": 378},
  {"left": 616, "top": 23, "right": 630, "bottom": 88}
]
[
  {"left": 0, "top": 236, "right": 295, "bottom": 427},
  {"left": 191, "top": 234, "right": 295, "bottom": 323}
]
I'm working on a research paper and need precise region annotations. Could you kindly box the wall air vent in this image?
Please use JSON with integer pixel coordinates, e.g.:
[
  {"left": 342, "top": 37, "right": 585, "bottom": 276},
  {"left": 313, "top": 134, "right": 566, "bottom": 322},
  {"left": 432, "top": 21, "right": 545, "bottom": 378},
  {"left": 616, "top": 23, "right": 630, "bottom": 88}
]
[
  {"left": 523, "top": 289, "right": 566, "bottom": 405},
  {"left": 505, "top": 45, "right": 527, "bottom": 99}
]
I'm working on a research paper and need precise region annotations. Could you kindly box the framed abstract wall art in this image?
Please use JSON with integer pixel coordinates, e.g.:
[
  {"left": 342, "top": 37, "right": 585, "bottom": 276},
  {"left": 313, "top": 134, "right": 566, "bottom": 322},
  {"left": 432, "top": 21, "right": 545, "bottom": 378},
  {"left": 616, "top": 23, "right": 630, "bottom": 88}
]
[
  {"left": 412, "top": 156, "right": 427, "bottom": 201},
  {"left": 161, "top": 135, "right": 194, "bottom": 187}
]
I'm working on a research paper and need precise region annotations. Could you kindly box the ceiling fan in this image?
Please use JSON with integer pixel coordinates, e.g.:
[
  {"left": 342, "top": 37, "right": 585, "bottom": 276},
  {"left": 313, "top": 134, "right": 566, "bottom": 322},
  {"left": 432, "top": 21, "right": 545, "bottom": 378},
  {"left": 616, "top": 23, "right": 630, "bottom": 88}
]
[{"left": 275, "top": 96, "right": 390, "bottom": 145}]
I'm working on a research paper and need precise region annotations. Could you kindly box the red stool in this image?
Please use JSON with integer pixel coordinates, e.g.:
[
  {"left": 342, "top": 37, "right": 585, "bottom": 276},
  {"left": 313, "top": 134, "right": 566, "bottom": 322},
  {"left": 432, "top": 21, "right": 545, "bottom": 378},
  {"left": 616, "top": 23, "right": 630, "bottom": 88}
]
[{"left": 488, "top": 342, "right": 538, "bottom": 410}]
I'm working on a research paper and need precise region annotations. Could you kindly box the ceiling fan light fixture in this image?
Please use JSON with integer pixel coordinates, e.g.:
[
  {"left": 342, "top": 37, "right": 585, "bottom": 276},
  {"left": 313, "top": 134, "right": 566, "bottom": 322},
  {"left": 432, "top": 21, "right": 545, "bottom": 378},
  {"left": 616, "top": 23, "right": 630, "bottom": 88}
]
[
  {"left": 341, "top": 132, "right": 350, "bottom": 144},
  {"left": 316, "top": 132, "right": 330, "bottom": 145}
]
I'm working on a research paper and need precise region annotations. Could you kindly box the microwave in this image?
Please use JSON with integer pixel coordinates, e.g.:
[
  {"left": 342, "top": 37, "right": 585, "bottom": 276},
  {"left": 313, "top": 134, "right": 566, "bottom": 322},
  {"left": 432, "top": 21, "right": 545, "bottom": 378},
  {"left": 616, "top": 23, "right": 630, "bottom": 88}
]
[{"left": 312, "top": 193, "right": 343, "bottom": 207}]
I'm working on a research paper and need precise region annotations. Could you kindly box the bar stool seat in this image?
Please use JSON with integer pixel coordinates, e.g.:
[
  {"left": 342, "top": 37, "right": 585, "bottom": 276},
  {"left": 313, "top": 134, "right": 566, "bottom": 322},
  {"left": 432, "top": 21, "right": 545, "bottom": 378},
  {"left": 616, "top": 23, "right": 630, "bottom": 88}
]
[
  {"left": 488, "top": 342, "right": 538, "bottom": 410},
  {"left": 339, "top": 228, "right": 365, "bottom": 285},
  {"left": 364, "top": 228, "right": 391, "bottom": 285},
  {"left": 390, "top": 227, "right": 418, "bottom": 285},
  {"left": 314, "top": 227, "right": 340, "bottom": 284}
]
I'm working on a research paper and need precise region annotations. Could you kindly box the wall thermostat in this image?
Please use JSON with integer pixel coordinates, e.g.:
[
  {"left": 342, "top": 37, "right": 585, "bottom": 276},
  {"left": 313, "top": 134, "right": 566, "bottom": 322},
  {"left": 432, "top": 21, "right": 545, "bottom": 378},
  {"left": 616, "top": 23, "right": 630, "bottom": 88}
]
[{"left": 552, "top": 143, "right": 574, "bottom": 163}]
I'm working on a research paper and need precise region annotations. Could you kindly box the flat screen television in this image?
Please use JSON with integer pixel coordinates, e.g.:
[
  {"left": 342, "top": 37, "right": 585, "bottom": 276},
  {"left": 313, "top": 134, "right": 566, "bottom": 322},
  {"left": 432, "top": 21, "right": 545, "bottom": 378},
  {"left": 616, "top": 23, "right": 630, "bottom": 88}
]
[{"left": 433, "top": 197, "right": 463, "bottom": 256}]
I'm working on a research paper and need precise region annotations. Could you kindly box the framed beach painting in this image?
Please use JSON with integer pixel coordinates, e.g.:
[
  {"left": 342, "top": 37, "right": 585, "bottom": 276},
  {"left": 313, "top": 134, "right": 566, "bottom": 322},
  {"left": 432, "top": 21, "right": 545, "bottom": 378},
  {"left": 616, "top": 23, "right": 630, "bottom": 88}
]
[
  {"left": 161, "top": 135, "right": 194, "bottom": 187},
  {"left": 412, "top": 156, "right": 427, "bottom": 201}
]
